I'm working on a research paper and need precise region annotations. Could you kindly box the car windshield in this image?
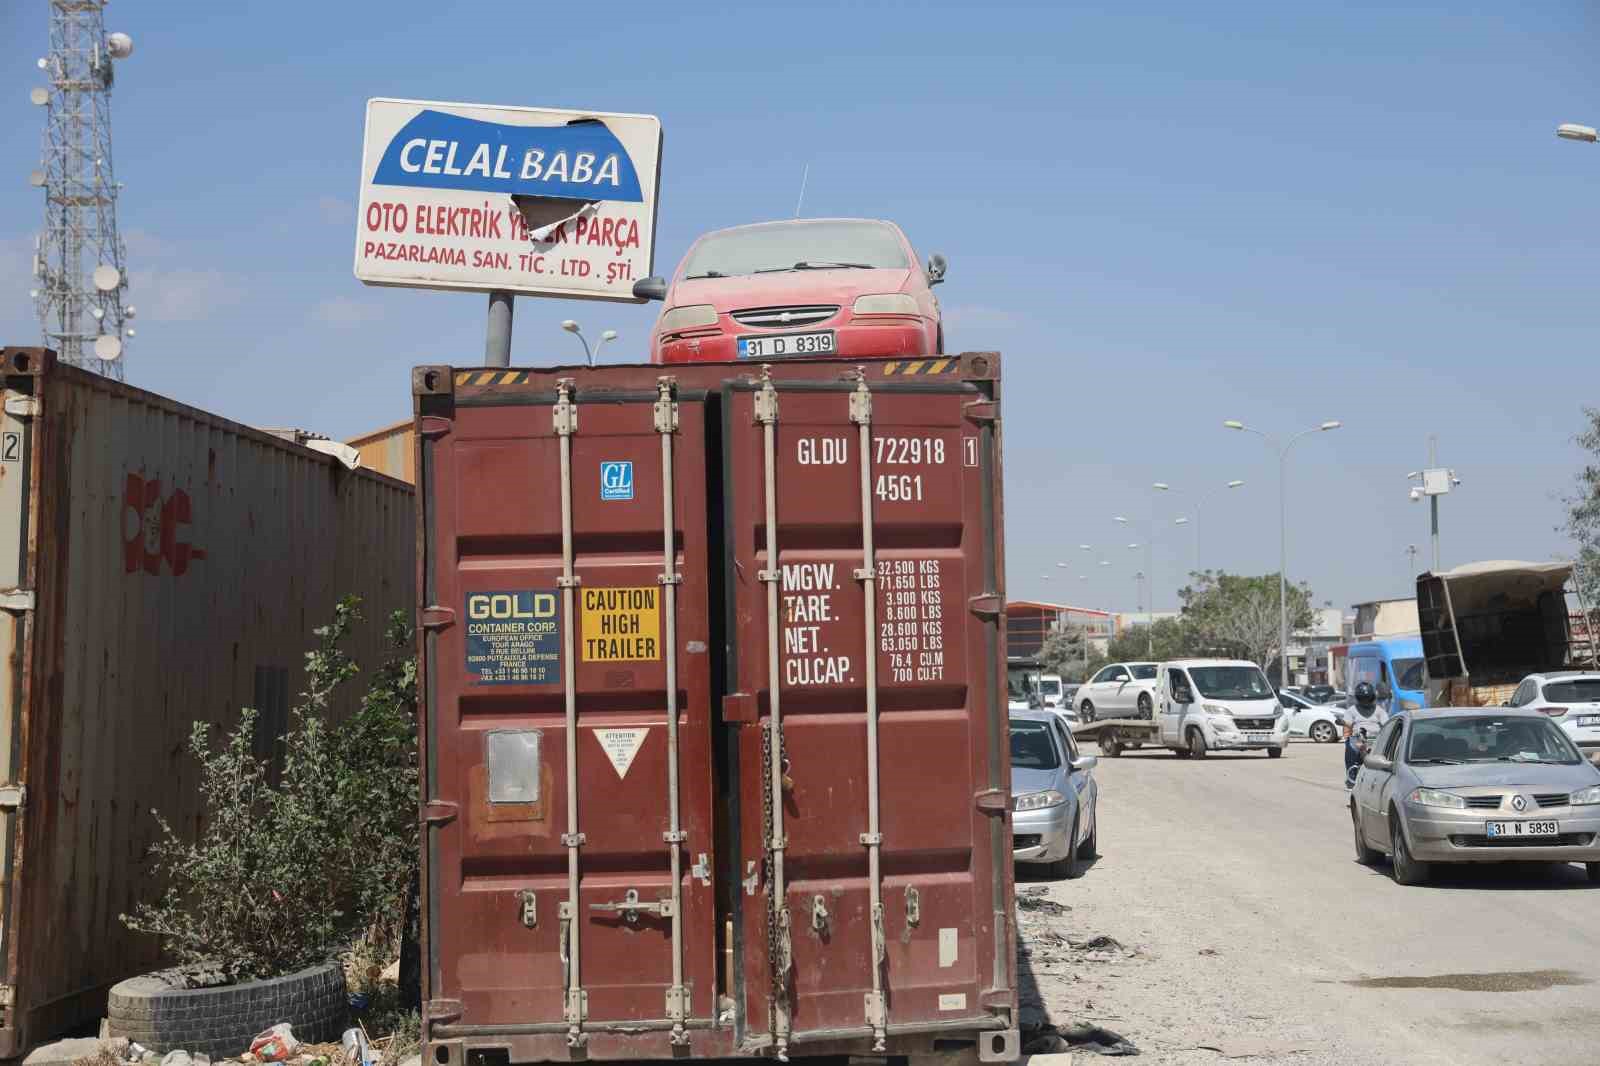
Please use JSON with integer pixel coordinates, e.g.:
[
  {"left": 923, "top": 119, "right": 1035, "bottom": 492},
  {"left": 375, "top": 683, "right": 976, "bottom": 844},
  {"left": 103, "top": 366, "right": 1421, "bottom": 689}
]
[
  {"left": 1543, "top": 679, "right": 1600, "bottom": 704},
  {"left": 1130, "top": 665, "right": 1158, "bottom": 680},
  {"left": 1407, "top": 714, "right": 1581, "bottom": 765},
  {"left": 1393, "top": 657, "right": 1425, "bottom": 690},
  {"left": 680, "top": 221, "right": 909, "bottom": 279},
  {"left": 1010, "top": 721, "right": 1060, "bottom": 770},
  {"left": 1189, "top": 666, "right": 1273, "bottom": 700},
  {"left": 1039, "top": 679, "right": 1061, "bottom": 696}
]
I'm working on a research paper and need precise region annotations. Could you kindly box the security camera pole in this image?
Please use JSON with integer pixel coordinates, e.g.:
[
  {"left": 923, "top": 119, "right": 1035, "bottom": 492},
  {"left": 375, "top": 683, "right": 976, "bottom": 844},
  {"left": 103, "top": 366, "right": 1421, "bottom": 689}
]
[{"left": 1407, "top": 435, "right": 1459, "bottom": 572}]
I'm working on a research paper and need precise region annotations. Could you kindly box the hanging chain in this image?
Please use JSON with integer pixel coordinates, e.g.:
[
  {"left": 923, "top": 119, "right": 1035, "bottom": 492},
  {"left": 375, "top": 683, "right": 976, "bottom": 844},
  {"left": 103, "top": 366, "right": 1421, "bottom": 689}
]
[{"left": 761, "top": 721, "right": 792, "bottom": 1034}]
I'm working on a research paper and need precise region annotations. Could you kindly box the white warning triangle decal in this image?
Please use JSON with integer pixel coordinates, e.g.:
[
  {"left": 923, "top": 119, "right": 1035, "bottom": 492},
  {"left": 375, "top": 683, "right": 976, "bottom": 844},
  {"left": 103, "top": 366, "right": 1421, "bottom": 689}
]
[{"left": 593, "top": 727, "right": 650, "bottom": 779}]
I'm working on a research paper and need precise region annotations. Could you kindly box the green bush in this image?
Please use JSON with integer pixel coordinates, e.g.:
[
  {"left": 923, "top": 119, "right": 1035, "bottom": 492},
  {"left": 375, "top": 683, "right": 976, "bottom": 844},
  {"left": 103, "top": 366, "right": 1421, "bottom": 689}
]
[{"left": 121, "top": 598, "right": 418, "bottom": 982}]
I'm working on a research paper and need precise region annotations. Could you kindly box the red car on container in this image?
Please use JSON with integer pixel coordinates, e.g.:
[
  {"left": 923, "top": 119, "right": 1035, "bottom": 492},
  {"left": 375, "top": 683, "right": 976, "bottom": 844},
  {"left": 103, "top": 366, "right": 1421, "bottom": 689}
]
[{"left": 633, "top": 218, "right": 947, "bottom": 364}]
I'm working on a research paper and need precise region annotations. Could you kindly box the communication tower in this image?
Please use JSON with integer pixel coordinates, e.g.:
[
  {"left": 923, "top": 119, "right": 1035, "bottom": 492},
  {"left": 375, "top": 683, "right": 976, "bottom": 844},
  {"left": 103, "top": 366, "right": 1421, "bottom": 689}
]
[{"left": 28, "top": 2, "right": 135, "bottom": 379}]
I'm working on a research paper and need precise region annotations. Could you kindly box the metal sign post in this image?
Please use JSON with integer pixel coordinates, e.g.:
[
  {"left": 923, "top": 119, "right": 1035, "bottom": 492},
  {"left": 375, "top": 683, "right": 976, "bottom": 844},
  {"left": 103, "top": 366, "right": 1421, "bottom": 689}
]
[{"left": 485, "top": 291, "right": 513, "bottom": 367}]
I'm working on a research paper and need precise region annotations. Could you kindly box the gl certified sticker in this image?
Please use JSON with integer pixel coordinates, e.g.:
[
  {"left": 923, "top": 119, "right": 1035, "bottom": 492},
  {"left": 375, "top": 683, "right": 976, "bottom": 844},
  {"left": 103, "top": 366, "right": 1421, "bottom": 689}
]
[{"left": 600, "top": 460, "right": 634, "bottom": 501}]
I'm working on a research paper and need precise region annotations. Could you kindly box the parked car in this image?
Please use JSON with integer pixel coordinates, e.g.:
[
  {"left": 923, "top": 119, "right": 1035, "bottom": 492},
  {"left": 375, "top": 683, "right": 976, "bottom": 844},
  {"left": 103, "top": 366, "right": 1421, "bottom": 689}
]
[
  {"left": 1078, "top": 662, "right": 1160, "bottom": 722},
  {"left": 1301, "top": 684, "right": 1338, "bottom": 704},
  {"left": 1010, "top": 709, "right": 1099, "bottom": 880},
  {"left": 1507, "top": 672, "right": 1600, "bottom": 758},
  {"left": 1278, "top": 689, "right": 1342, "bottom": 742},
  {"left": 634, "top": 218, "right": 946, "bottom": 364},
  {"left": 1154, "top": 659, "right": 1289, "bottom": 757},
  {"left": 1351, "top": 708, "right": 1600, "bottom": 885}
]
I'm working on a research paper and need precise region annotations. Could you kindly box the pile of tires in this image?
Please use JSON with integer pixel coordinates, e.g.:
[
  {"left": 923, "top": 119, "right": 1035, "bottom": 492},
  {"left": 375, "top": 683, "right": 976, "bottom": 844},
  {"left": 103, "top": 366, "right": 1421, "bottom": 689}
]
[{"left": 108, "top": 961, "right": 346, "bottom": 1059}]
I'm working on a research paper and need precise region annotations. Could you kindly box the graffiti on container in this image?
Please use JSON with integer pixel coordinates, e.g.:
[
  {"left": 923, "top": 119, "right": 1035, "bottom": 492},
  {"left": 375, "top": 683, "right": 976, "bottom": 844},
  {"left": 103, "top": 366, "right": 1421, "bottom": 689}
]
[
  {"left": 122, "top": 473, "right": 207, "bottom": 577},
  {"left": 465, "top": 590, "right": 561, "bottom": 684}
]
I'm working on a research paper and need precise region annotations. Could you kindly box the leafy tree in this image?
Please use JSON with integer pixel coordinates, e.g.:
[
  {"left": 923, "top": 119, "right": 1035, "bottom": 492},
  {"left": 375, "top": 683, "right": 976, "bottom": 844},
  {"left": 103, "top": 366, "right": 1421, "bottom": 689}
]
[
  {"left": 1037, "top": 625, "right": 1093, "bottom": 682},
  {"left": 1178, "top": 570, "right": 1315, "bottom": 668},
  {"left": 1103, "top": 616, "right": 1202, "bottom": 663},
  {"left": 1562, "top": 408, "right": 1600, "bottom": 609}
]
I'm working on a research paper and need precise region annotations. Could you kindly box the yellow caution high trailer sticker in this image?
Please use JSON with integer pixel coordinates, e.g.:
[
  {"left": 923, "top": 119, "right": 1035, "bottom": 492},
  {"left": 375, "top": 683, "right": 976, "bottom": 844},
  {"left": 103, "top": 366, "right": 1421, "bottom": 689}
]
[{"left": 581, "top": 586, "right": 661, "bottom": 661}]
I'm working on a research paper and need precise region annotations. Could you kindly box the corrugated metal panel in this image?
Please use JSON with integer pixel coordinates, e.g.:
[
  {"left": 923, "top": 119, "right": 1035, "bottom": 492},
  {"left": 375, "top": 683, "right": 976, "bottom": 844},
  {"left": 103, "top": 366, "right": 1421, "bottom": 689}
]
[
  {"left": 414, "top": 354, "right": 1014, "bottom": 1064},
  {"left": 349, "top": 420, "right": 415, "bottom": 485},
  {"left": 0, "top": 348, "right": 416, "bottom": 1056}
]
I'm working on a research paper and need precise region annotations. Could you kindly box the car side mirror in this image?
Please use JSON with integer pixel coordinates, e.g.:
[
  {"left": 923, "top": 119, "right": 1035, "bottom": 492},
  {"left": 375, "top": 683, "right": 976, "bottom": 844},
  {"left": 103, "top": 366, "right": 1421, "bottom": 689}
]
[
  {"left": 1363, "top": 754, "right": 1393, "bottom": 772},
  {"left": 632, "top": 276, "right": 668, "bottom": 301},
  {"left": 1071, "top": 754, "right": 1098, "bottom": 773},
  {"left": 926, "top": 253, "right": 948, "bottom": 286}
]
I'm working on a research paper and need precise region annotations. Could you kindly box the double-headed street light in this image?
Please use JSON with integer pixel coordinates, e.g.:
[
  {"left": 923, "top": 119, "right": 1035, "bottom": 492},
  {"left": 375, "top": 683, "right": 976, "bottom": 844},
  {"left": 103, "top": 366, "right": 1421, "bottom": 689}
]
[
  {"left": 1223, "top": 419, "right": 1342, "bottom": 688},
  {"left": 560, "top": 320, "right": 619, "bottom": 367}
]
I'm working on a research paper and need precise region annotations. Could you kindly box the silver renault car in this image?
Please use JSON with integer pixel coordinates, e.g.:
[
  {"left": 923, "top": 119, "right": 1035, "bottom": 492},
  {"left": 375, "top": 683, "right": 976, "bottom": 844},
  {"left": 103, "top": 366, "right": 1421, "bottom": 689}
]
[
  {"left": 1350, "top": 708, "right": 1600, "bottom": 885},
  {"left": 1010, "top": 709, "right": 1099, "bottom": 880}
]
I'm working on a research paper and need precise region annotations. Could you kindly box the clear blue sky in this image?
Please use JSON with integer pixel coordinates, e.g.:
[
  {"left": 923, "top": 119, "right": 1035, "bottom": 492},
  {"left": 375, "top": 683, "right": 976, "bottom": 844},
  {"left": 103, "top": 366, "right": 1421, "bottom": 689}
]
[{"left": 2, "top": 2, "right": 1596, "bottom": 615}]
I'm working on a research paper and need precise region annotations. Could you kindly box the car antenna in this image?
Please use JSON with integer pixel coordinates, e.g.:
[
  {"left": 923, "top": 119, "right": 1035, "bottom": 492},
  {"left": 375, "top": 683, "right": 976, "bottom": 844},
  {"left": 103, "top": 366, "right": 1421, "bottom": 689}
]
[{"left": 794, "top": 163, "right": 810, "bottom": 218}]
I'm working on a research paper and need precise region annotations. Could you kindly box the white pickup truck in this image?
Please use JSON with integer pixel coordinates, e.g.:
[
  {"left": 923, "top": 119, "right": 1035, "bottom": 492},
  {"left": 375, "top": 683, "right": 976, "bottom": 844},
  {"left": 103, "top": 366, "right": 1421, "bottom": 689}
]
[{"left": 1074, "top": 658, "right": 1289, "bottom": 758}]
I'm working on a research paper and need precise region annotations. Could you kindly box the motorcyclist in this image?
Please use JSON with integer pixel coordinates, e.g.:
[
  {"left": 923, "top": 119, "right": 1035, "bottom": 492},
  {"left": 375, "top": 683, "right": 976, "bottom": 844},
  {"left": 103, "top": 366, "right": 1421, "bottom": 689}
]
[{"left": 1342, "top": 681, "right": 1390, "bottom": 787}]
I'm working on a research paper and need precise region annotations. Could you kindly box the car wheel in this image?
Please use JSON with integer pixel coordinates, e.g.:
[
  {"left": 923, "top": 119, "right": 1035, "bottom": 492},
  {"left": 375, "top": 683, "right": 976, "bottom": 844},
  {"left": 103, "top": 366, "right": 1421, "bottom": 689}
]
[
  {"left": 1352, "top": 804, "right": 1380, "bottom": 865},
  {"left": 1389, "top": 811, "right": 1430, "bottom": 886},
  {"left": 1187, "top": 727, "right": 1208, "bottom": 758},
  {"left": 1267, "top": 746, "right": 1283, "bottom": 758},
  {"left": 1051, "top": 811, "right": 1085, "bottom": 880},
  {"left": 1137, "top": 693, "right": 1152, "bottom": 719},
  {"left": 1077, "top": 816, "right": 1098, "bottom": 860},
  {"left": 1099, "top": 728, "right": 1122, "bottom": 757},
  {"left": 1310, "top": 720, "right": 1337, "bottom": 744},
  {"left": 1080, "top": 700, "right": 1096, "bottom": 723}
]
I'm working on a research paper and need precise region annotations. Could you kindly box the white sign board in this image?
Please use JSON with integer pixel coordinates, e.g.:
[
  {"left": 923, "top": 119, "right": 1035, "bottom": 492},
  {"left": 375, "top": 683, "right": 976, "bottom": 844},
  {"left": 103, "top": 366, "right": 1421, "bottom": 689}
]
[{"left": 355, "top": 98, "right": 662, "bottom": 302}]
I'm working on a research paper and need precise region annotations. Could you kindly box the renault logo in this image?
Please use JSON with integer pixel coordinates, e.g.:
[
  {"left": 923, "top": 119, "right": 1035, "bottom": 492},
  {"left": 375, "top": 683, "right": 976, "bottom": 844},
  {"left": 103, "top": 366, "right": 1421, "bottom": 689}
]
[{"left": 1511, "top": 794, "right": 1527, "bottom": 812}]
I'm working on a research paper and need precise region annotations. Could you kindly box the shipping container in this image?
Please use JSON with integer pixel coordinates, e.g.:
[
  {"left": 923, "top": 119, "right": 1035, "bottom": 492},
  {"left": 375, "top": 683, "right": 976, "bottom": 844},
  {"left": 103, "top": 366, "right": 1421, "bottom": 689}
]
[
  {"left": 0, "top": 347, "right": 416, "bottom": 1057},
  {"left": 349, "top": 419, "right": 416, "bottom": 484},
  {"left": 414, "top": 354, "right": 1016, "bottom": 1065}
]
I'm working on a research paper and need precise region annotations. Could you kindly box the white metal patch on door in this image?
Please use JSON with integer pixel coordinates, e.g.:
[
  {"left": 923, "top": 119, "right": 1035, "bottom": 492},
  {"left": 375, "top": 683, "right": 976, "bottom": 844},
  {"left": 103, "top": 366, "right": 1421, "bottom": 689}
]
[
  {"left": 939, "top": 927, "right": 959, "bottom": 967},
  {"left": 593, "top": 727, "right": 649, "bottom": 778},
  {"left": 938, "top": 993, "right": 967, "bottom": 1012}
]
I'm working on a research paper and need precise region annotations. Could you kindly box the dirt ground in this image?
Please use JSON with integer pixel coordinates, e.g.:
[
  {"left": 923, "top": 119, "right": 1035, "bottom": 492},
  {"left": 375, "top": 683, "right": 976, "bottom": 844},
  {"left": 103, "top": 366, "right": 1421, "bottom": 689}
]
[{"left": 1015, "top": 741, "right": 1600, "bottom": 1065}]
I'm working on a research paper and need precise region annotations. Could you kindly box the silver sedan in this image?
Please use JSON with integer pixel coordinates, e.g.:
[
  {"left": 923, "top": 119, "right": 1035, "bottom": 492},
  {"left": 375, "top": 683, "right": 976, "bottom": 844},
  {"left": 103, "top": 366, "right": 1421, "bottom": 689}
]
[
  {"left": 1010, "top": 709, "right": 1099, "bottom": 880},
  {"left": 1351, "top": 708, "right": 1600, "bottom": 885}
]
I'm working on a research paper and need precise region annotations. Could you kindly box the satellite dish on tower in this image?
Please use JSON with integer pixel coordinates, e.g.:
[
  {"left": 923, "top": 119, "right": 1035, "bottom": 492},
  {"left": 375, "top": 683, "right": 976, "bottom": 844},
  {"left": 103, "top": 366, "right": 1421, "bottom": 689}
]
[
  {"left": 93, "top": 264, "right": 121, "bottom": 291},
  {"left": 29, "top": 88, "right": 48, "bottom": 106},
  {"left": 95, "top": 335, "right": 123, "bottom": 361},
  {"left": 106, "top": 33, "right": 134, "bottom": 59}
]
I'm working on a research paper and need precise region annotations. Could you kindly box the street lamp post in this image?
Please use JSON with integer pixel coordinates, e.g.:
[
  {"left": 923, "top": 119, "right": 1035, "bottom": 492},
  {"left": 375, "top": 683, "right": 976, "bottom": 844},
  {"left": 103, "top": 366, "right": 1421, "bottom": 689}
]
[
  {"left": 560, "top": 321, "right": 619, "bottom": 367},
  {"left": 1174, "top": 480, "right": 1245, "bottom": 574},
  {"left": 1407, "top": 436, "right": 1460, "bottom": 572},
  {"left": 1223, "top": 419, "right": 1342, "bottom": 688}
]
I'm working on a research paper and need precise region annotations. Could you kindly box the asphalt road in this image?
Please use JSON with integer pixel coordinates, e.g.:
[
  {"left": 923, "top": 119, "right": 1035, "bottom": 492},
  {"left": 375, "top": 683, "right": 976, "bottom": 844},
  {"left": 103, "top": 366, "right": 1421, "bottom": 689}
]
[{"left": 1018, "top": 741, "right": 1600, "bottom": 1065}]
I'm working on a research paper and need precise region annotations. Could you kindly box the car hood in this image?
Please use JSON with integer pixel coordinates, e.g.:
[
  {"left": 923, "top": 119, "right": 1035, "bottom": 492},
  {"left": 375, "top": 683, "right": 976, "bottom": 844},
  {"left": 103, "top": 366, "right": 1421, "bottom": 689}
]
[
  {"left": 670, "top": 269, "right": 913, "bottom": 310},
  {"left": 1011, "top": 766, "right": 1063, "bottom": 796},
  {"left": 1411, "top": 762, "right": 1600, "bottom": 790}
]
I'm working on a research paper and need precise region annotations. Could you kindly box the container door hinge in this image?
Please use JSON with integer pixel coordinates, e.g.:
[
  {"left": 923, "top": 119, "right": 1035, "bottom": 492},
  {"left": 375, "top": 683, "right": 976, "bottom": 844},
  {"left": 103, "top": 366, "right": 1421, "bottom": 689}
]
[
  {"left": 419, "top": 605, "right": 455, "bottom": 630},
  {"left": 4, "top": 396, "right": 39, "bottom": 418},
  {"left": 418, "top": 415, "right": 452, "bottom": 439},
  {"left": 426, "top": 998, "right": 464, "bottom": 1024},
  {"left": 963, "top": 399, "right": 998, "bottom": 425},
  {"left": 968, "top": 594, "right": 1002, "bottom": 620},
  {"left": 518, "top": 889, "right": 537, "bottom": 928},
  {"left": 0, "top": 785, "right": 24, "bottom": 812},
  {"left": 0, "top": 588, "right": 34, "bottom": 613},
  {"left": 421, "top": 800, "right": 459, "bottom": 827},
  {"left": 864, "top": 991, "right": 888, "bottom": 1052},
  {"left": 974, "top": 789, "right": 1008, "bottom": 814}
]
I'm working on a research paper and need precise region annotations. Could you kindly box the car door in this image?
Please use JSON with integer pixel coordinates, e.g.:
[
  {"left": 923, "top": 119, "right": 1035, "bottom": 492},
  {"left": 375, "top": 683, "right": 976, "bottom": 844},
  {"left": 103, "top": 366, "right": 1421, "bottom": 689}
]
[
  {"left": 1278, "top": 690, "right": 1307, "bottom": 735},
  {"left": 1054, "top": 718, "right": 1093, "bottom": 845},
  {"left": 1102, "top": 665, "right": 1132, "bottom": 714},
  {"left": 1357, "top": 719, "right": 1401, "bottom": 843},
  {"left": 1160, "top": 667, "right": 1191, "bottom": 746}
]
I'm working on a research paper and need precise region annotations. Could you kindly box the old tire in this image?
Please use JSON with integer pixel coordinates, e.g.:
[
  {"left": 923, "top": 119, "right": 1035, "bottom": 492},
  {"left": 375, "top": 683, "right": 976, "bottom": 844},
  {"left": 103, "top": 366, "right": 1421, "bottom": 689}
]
[
  {"left": 1267, "top": 746, "right": 1284, "bottom": 758},
  {"left": 1187, "top": 727, "right": 1208, "bottom": 758},
  {"left": 1310, "top": 720, "right": 1338, "bottom": 744},
  {"left": 1352, "top": 805, "right": 1381, "bottom": 865},
  {"left": 1080, "top": 700, "right": 1096, "bottom": 723},
  {"left": 108, "top": 961, "right": 346, "bottom": 1059},
  {"left": 1389, "top": 812, "right": 1431, "bottom": 886}
]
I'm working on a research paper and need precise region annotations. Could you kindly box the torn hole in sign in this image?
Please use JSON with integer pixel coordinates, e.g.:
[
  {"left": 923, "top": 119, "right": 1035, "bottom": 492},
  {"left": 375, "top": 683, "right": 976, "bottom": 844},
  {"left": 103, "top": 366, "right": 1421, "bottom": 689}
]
[{"left": 512, "top": 195, "right": 599, "bottom": 244}]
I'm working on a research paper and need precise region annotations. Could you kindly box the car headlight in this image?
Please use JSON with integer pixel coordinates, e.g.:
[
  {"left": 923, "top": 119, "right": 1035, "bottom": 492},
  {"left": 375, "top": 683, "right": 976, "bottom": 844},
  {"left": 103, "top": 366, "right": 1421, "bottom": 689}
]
[
  {"left": 1204, "top": 704, "right": 1231, "bottom": 716},
  {"left": 852, "top": 293, "right": 919, "bottom": 316},
  {"left": 1408, "top": 787, "right": 1467, "bottom": 810},
  {"left": 1571, "top": 785, "right": 1600, "bottom": 806},
  {"left": 659, "top": 304, "right": 718, "bottom": 333},
  {"left": 1013, "top": 789, "right": 1065, "bottom": 812}
]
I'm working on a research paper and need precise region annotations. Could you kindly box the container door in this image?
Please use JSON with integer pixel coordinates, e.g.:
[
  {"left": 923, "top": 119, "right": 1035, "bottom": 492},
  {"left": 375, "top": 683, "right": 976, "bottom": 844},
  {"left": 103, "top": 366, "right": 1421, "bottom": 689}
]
[
  {"left": 723, "top": 374, "right": 1011, "bottom": 1051},
  {"left": 0, "top": 389, "right": 31, "bottom": 1009},
  {"left": 420, "top": 381, "right": 717, "bottom": 1055}
]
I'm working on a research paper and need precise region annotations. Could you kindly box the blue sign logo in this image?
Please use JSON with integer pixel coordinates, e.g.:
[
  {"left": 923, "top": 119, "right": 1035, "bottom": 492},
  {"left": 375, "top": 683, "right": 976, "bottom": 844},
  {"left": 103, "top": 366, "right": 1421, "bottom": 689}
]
[
  {"left": 601, "top": 461, "right": 634, "bottom": 501},
  {"left": 373, "top": 110, "right": 644, "bottom": 202}
]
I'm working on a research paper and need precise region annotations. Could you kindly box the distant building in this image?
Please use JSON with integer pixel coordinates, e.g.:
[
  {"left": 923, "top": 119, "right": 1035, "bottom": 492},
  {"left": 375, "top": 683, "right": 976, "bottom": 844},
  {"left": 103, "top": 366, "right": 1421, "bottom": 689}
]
[{"left": 1006, "top": 600, "right": 1115, "bottom": 661}]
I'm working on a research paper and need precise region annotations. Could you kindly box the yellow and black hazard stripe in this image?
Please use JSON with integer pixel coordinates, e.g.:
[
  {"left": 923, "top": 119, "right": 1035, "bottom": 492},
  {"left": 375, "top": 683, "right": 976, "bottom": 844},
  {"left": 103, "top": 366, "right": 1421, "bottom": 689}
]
[
  {"left": 454, "top": 369, "right": 534, "bottom": 387},
  {"left": 880, "top": 358, "right": 959, "bottom": 376}
]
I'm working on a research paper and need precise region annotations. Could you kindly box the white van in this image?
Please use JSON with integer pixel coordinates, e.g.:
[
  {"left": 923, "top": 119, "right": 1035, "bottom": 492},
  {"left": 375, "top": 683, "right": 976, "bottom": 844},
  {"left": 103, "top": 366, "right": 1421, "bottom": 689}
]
[{"left": 1154, "top": 659, "right": 1289, "bottom": 758}]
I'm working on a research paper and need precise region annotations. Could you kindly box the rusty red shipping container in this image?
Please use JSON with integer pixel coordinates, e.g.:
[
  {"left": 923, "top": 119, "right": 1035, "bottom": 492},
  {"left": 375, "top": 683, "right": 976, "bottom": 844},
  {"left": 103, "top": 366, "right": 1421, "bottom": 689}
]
[
  {"left": 414, "top": 353, "right": 1016, "bottom": 1065},
  {"left": 0, "top": 348, "right": 416, "bottom": 1056}
]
